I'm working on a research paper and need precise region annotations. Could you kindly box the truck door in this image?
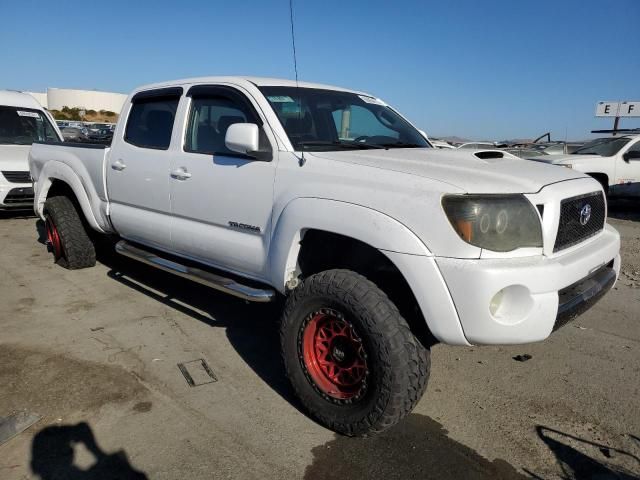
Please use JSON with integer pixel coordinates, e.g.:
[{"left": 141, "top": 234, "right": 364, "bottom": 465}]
[
  {"left": 107, "top": 87, "right": 182, "bottom": 250},
  {"left": 169, "top": 85, "right": 277, "bottom": 278},
  {"left": 614, "top": 139, "right": 640, "bottom": 197}
]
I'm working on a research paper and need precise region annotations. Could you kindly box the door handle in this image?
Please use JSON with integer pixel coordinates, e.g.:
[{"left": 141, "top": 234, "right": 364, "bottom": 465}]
[
  {"left": 112, "top": 160, "right": 127, "bottom": 171},
  {"left": 170, "top": 168, "right": 192, "bottom": 180}
]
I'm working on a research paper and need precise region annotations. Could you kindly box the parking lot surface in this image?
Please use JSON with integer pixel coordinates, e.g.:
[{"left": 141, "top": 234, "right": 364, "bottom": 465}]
[{"left": 1, "top": 205, "right": 639, "bottom": 479}]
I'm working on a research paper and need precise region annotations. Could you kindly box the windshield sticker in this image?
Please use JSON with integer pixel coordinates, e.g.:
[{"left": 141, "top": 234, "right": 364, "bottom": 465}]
[
  {"left": 17, "top": 111, "right": 40, "bottom": 118},
  {"left": 358, "top": 95, "right": 386, "bottom": 106},
  {"left": 267, "top": 95, "right": 295, "bottom": 103}
]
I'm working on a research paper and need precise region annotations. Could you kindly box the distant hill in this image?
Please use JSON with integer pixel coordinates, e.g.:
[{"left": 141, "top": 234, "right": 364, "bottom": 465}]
[{"left": 50, "top": 106, "right": 118, "bottom": 123}]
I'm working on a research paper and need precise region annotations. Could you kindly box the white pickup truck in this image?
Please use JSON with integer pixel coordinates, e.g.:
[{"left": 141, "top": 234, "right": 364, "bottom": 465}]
[
  {"left": 529, "top": 134, "right": 640, "bottom": 197},
  {"left": 29, "top": 76, "right": 621, "bottom": 436}
]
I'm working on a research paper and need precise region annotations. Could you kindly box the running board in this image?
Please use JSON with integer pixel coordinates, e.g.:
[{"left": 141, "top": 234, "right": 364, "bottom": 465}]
[{"left": 115, "top": 240, "right": 276, "bottom": 303}]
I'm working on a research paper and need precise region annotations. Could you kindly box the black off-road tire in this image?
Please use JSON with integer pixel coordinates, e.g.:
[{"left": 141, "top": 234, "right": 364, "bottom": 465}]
[
  {"left": 280, "top": 269, "right": 430, "bottom": 436},
  {"left": 43, "top": 196, "right": 96, "bottom": 270}
]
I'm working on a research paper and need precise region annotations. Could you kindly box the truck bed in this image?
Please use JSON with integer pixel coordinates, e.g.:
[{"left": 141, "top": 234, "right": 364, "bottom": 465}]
[{"left": 29, "top": 141, "right": 113, "bottom": 232}]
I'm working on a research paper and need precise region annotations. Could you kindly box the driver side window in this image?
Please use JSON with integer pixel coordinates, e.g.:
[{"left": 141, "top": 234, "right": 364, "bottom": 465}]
[
  {"left": 627, "top": 141, "right": 640, "bottom": 154},
  {"left": 186, "top": 96, "right": 250, "bottom": 155}
]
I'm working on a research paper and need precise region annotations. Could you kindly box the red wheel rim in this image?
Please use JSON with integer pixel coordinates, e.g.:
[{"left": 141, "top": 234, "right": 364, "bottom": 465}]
[
  {"left": 45, "top": 216, "right": 63, "bottom": 260},
  {"left": 301, "top": 309, "right": 368, "bottom": 401}
]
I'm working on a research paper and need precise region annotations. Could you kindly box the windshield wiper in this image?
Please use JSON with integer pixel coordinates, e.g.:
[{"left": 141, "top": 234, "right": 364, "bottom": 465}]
[{"left": 298, "top": 140, "right": 383, "bottom": 150}]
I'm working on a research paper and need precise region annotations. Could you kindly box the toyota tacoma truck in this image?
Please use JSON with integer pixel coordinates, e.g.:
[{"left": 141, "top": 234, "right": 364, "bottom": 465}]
[
  {"left": 29, "top": 77, "right": 621, "bottom": 436},
  {"left": 0, "top": 90, "right": 62, "bottom": 210}
]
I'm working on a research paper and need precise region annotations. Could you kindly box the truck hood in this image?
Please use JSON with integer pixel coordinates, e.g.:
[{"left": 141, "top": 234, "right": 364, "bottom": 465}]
[
  {"left": 0, "top": 145, "right": 31, "bottom": 171},
  {"left": 309, "top": 148, "right": 585, "bottom": 194}
]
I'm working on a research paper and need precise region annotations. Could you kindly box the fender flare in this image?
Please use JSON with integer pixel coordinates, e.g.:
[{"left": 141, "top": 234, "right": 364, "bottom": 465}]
[
  {"left": 34, "top": 161, "right": 108, "bottom": 233},
  {"left": 267, "top": 197, "right": 432, "bottom": 292}
]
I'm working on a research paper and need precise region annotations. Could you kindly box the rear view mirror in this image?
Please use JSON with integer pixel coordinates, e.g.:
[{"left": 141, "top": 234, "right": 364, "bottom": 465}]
[
  {"left": 623, "top": 150, "right": 640, "bottom": 162},
  {"left": 225, "top": 123, "right": 260, "bottom": 156}
]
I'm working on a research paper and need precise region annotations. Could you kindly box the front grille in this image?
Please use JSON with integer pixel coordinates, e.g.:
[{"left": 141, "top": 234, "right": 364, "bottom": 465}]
[
  {"left": 553, "top": 191, "right": 605, "bottom": 252},
  {"left": 3, "top": 187, "right": 34, "bottom": 205},
  {"left": 2, "top": 171, "right": 32, "bottom": 183}
]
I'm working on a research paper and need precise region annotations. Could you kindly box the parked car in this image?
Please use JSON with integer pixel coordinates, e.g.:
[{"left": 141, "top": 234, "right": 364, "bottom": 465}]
[
  {"left": 457, "top": 142, "right": 496, "bottom": 149},
  {"left": 0, "top": 90, "right": 62, "bottom": 209},
  {"left": 29, "top": 76, "right": 620, "bottom": 436},
  {"left": 81, "top": 124, "right": 112, "bottom": 143},
  {"left": 528, "top": 135, "right": 640, "bottom": 197},
  {"left": 429, "top": 139, "right": 456, "bottom": 149},
  {"left": 60, "top": 127, "right": 89, "bottom": 142}
]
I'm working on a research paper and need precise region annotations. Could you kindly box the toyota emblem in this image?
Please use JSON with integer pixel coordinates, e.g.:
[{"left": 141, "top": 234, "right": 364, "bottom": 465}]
[{"left": 580, "top": 204, "right": 592, "bottom": 226}]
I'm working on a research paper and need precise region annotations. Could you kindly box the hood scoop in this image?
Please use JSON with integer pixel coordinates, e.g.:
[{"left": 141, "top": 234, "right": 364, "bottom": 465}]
[{"left": 473, "top": 150, "right": 506, "bottom": 162}]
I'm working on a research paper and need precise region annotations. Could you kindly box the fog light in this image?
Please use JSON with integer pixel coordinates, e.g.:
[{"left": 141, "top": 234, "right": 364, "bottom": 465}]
[
  {"left": 490, "top": 289, "right": 504, "bottom": 316},
  {"left": 488, "top": 285, "right": 534, "bottom": 325}
]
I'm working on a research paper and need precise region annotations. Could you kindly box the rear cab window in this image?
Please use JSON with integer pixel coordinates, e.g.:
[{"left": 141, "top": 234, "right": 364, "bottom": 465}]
[{"left": 124, "top": 87, "right": 182, "bottom": 150}]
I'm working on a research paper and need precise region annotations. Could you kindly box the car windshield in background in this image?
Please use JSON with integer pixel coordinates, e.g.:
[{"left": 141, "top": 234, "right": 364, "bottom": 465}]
[
  {"left": 259, "top": 87, "right": 430, "bottom": 151},
  {"left": 0, "top": 106, "right": 58, "bottom": 145},
  {"left": 572, "top": 137, "right": 630, "bottom": 157}
]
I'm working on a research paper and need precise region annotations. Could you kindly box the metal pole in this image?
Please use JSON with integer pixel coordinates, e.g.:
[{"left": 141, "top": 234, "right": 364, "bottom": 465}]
[{"left": 612, "top": 116, "right": 619, "bottom": 136}]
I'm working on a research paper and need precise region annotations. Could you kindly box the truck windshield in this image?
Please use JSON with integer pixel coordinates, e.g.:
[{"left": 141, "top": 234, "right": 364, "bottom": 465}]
[
  {"left": 572, "top": 137, "right": 631, "bottom": 157},
  {"left": 259, "top": 86, "right": 430, "bottom": 151},
  {"left": 0, "top": 106, "right": 59, "bottom": 145}
]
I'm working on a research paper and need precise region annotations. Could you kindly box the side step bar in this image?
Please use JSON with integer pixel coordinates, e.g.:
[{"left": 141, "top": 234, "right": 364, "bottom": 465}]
[{"left": 115, "top": 240, "right": 276, "bottom": 303}]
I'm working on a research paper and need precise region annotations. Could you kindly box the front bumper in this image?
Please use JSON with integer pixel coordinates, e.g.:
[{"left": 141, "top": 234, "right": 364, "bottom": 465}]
[
  {"left": 434, "top": 225, "right": 620, "bottom": 345},
  {"left": 555, "top": 262, "right": 616, "bottom": 331},
  {"left": 385, "top": 223, "right": 620, "bottom": 346},
  {"left": 0, "top": 180, "right": 34, "bottom": 209}
]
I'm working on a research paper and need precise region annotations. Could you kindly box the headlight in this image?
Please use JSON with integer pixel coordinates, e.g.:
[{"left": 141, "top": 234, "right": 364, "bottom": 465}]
[{"left": 442, "top": 195, "right": 542, "bottom": 252}]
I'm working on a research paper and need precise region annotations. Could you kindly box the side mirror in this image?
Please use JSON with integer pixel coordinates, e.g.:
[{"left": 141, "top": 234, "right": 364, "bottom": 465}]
[
  {"left": 623, "top": 150, "right": 640, "bottom": 162},
  {"left": 225, "top": 123, "right": 260, "bottom": 156}
]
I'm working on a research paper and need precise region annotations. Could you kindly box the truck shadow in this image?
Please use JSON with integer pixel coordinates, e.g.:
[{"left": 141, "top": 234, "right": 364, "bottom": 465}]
[
  {"left": 97, "top": 246, "right": 300, "bottom": 411},
  {"left": 0, "top": 210, "right": 36, "bottom": 220},
  {"left": 524, "top": 426, "right": 640, "bottom": 479},
  {"left": 304, "top": 413, "right": 527, "bottom": 480},
  {"left": 30, "top": 421, "right": 148, "bottom": 480}
]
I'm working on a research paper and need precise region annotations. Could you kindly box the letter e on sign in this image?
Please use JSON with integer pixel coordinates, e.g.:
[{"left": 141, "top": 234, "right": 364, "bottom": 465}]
[
  {"left": 595, "top": 102, "right": 620, "bottom": 117},
  {"left": 618, "top": 101, "right": 640, "bottom": 117}
]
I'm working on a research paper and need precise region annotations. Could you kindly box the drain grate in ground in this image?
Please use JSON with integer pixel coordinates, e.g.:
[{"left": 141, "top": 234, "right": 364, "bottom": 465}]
[
  {"left": 178, "top": 359, "right": 218, "bottom": 387},
  {"left": 0, "top": 412, "right": 42, "bottom": 445}
]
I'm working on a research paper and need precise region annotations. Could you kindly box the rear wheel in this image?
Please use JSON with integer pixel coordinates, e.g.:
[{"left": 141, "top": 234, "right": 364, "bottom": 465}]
[
  {"left": 43, "top": 196, "right": 96, "bottom": 269},
  {"left": 280, "top": 269, "right": 430, "bottom": 436}
]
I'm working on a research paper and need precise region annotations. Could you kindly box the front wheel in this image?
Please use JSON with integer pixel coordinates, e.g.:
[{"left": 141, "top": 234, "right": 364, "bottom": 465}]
[{"left": 280, "top": 269, "right": 430, "bottom": 436}]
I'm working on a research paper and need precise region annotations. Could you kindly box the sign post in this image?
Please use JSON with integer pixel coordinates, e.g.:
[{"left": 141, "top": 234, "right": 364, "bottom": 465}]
[{"left": 595, "top": 101, "right": 640, "bottom": 135}]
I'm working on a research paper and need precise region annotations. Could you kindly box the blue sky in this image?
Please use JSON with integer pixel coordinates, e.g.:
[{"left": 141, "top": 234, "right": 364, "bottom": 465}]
[{"left": 2, "top": 0, "right": 638, "bottom": 140}]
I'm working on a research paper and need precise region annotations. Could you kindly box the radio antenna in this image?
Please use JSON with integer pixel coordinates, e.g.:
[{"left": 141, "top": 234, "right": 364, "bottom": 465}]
[{"left": 289, "top": 0, "right": 305, "bottom": 165}]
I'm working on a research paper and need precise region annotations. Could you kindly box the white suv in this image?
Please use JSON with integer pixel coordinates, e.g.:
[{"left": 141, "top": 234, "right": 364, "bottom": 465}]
[{"left": 0, "top": 91, "right": 62, "bottom": 210}]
